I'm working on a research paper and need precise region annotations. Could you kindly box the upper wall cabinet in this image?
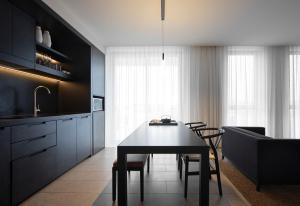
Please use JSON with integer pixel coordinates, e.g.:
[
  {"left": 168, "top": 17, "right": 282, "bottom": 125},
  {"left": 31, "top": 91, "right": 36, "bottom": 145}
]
[
  {"left": 0, "top": 1, "right": 12, "bottom": 56},
  {"left": 91, "top": 46, "right": 105, "bottom": 97},
  {"left": 12, "top": 6, "right": 35, "bottom": 67},
  {"left": 0, "top": 0, "right": 35, "bottom": 69}
]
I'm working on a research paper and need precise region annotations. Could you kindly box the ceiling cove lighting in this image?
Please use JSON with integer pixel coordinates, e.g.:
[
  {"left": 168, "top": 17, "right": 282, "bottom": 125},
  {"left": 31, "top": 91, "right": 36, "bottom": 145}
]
[
  {"left": 161, "top": 0, "right": 165, "bottom": 61},
  {"left": 0, "top": 65, "right": 61, "bottom": 83}
]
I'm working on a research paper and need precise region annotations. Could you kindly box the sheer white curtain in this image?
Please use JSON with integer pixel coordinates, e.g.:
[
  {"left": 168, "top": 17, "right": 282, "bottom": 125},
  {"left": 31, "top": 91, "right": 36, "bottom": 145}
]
[
  {"left": 189, "top": 47, "right": 220, "bottom": 127},
  {"left": 105, "top": 46, "right": 221, "bottom": 147},
  {"left": 219, "top": 46, "right": 274, "bottom": 135},
  {"left": 105, "top": 47, "right": 190, "bottom": 147},
  {"left": 105, "top": 45, "right": 300, "bottom": 146},
  {"left": 284, "top": 46, "right": 300, "bottom": 138}
]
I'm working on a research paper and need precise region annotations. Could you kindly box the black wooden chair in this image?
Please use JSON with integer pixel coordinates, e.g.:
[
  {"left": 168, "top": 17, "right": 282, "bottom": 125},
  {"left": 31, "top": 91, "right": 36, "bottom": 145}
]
[
  {"left": 178, "top": 122, "right": 207, "bottom": 178},
  {"left": 185, "top": 121, "right": 207, "bottom": 131},
  {"left": 181, "top": 128, "right": 224, "bottom": 198},
  {"left": 112, "top": 154, "right": 150, "bottom": 202}
]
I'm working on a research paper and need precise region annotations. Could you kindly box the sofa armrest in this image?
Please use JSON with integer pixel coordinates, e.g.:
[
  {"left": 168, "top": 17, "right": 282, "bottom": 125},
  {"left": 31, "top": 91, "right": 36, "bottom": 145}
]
[
  {"left": 258, "top": 139, "right": 300, "bottom": 185},
  {"left": 222, "top": 127, "right": 258, "bottom": 182},
  {"left": 237, "top": 127, "right": 265, "bottom": 135}
]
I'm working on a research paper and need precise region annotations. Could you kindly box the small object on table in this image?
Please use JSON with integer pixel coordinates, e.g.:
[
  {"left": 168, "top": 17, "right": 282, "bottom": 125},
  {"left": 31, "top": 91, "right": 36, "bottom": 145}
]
[{"left": 149, "top": 119, "right": 178, "bottom": 126}]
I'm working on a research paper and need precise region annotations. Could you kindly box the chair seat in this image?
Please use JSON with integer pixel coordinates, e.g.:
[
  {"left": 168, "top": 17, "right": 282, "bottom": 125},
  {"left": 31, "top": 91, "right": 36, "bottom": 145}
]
[
  {"left": 113, "top": 154, "right": 148, "bottom": 169},
  {"left": 183, "top": 153, "right": 215, "bottom": 161}
]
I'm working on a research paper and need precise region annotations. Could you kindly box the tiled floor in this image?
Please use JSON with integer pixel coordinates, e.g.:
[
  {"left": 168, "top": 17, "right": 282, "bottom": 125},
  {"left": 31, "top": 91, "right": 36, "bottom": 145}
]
[{"left": 21, "top": 148, "right": 250, "bottom": 206}]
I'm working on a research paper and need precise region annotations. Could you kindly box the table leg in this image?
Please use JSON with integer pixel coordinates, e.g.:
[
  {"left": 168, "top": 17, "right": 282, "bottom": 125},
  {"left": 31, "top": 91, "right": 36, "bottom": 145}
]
[
  {"left": 117, "top": 148, "right": 127, "bottom": 206},
  {"left": 199, "top": 150, "right": 209, "bottom": 206}
]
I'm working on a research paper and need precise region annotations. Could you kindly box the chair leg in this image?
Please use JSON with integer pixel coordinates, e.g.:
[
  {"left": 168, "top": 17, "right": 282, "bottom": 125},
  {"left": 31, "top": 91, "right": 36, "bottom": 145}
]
[
  {"left": 215, "top": 159, "right": 223, "bottom": 196},
  {"left": 147, "top": 155, "right": 150, "bottom": 173},
  {"left": 179, "top": 156, "right": 183, "bottom": 180},
  {"left": 112, "top": 167, "right": 116, "bottom": 201},
  {"left": 178, "top": 154, "right": 182, "bottom": 170},
  {"left": 140, "top": 169, "right": 144, "bottom": 202},
  {"left": 184, "top": 157, "right": 189, "bottom": 199},
  {"left": 151, "top": 153, "right": 153, "bottom": 158}
]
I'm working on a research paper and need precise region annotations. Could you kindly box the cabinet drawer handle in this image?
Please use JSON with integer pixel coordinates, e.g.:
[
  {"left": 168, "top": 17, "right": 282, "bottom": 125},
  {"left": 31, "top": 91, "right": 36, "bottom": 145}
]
[
  {"left": 27, "top": 135, "right": 47, "bottom": 142},
  {"left": 81, "top": 116, "right": 89, "bottom": 119},
  {"left": 28, "top": 148, "right": 48, "bottom": 157},
  {"left": 62, "top": 118, "right": 73, "bottom": 122},
  {"left": 28, "top": 122, "right": 46, "bottom": 127}
]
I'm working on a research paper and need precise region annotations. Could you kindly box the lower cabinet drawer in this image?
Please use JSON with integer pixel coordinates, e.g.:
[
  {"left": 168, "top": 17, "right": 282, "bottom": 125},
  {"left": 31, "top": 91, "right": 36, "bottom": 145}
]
[
  {"left": 12, "top": 146, "right": 57, "bottom": 206},
  {"left": 12, "top": 133, "right": 57, "bottom": 160},
  {"left": 11, "top": 121, "right": 56, "bottom": 143}
]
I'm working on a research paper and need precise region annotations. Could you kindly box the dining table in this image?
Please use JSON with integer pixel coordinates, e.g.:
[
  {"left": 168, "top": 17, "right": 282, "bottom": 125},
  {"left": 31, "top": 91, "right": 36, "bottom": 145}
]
[{"left": 117, "top": 121, "right": 210, "bottom": 206}]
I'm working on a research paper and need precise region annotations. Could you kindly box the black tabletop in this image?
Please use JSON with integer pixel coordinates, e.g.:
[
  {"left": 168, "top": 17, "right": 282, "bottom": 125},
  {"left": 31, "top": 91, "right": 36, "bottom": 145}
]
[{"left": 118, "top": 121, "right": 209, "bottom": 148}]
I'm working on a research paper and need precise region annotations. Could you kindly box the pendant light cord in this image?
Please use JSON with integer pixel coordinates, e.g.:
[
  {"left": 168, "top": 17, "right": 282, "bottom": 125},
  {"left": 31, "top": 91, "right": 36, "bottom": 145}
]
[
  {"left": 161, "top": 0, "right": 165, "bottom": 60},
  {"left": 161, "top": 20, "right": 165, "bottom": 60}
]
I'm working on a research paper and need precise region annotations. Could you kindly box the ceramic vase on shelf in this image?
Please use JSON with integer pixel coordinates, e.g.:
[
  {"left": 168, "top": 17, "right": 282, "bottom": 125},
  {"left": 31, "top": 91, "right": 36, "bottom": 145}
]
[
  {"left": 35, "top": 26, "right": 43, "bottom": 44},
  {"left": 42, "top": 30, "right": 52, "bottom": 48}
]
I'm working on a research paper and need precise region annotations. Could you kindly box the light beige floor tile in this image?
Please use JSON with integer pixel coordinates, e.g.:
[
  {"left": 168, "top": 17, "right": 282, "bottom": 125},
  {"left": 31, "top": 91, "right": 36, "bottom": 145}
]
[
  {"left": 20, "top": 192, "right": 99, "bottom": 206},
  {"left": 40, "top": 180, "right": 110, "bottom": 193}
]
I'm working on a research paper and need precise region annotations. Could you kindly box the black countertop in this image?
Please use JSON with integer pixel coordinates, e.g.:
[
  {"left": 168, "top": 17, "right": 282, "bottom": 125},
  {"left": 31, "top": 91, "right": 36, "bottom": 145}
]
[{"left": 0, "top": 113, "right": 91, "bottom": 127}]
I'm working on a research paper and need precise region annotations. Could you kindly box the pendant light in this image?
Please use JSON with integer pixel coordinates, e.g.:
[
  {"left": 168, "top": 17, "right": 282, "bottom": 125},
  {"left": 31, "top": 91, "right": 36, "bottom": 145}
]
[{"left": 161, "top": 0, "right": 165, "bottom": 60}]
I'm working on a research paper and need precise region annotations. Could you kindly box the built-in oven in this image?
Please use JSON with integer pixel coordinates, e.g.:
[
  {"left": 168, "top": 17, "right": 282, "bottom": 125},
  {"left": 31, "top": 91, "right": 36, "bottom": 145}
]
[{"left": 92, "top": 96, "right": 104, "bottom": 111}]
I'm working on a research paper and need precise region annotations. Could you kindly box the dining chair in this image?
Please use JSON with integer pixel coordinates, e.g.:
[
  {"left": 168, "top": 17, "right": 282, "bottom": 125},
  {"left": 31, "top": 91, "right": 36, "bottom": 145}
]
[
  {"left": 178, "top": 122, "right": 207, "bottom": 178},
  {"left": 185, "top": 121, "right": 207, "bottom": 131},
  {"left": 112, "top": 154, "right": 150, "bottom": 202},
  {"left": 181, "top": 128, "right": 225, "bottom": 198}
]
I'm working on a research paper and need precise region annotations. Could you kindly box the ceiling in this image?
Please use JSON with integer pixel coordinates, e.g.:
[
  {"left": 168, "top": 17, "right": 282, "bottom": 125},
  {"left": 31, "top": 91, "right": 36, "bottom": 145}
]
[{"left": 43, "top": 0, "right": 300, "bottom": 51}]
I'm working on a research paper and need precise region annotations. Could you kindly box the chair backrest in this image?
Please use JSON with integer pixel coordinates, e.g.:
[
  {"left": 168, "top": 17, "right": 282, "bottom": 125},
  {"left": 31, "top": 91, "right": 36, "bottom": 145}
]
[
  {"left": 185, "top": 121, "right": 207, "bottom": 132},
  {"left": 193, "top": 128, "right": 225, "bottom": 157}
]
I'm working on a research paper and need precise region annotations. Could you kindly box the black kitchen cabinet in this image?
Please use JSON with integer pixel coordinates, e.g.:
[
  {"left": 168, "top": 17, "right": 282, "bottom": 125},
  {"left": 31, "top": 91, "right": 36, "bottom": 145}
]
[
  {"left": 12, "top": 146, "right": 57, "bottom": 206},
  {"left": 0, "top": 0, "right": 12, "bottom": 56},
  {"left": 0, "top": 127, "right": 11, "bottom": 206},
  {"left": 0, "top": 0, "right": 35, "bottom": 69},
  {"left": 76, "top": 115, "right": 92, "bottom": 162},
  {"left": 12, "top": 6, "right": 35, "bottom": 68},
  {"left": 57, "top": 118, "right": 77, "bottom": 174},
  {"left": 92, "top": 111, "right": 105, "bottom": 154},
  {"left": 91, "top": 46, "right": 105, "bottom": 97}
]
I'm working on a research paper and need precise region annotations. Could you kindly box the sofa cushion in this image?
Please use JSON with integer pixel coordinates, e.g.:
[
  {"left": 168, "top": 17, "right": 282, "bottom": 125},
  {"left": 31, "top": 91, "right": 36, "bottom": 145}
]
[{"left": 230, "top": 127, "right": 272, "bottom": 140}]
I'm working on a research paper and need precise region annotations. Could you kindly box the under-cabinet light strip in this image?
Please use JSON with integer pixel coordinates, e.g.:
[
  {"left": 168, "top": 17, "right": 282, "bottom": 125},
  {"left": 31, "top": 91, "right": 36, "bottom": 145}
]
[{"left": 0, "top": 65, "right": 61, "bottom": 83}]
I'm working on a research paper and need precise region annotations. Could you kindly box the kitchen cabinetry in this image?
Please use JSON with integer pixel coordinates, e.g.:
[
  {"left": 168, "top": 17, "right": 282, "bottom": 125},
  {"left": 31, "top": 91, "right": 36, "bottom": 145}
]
[
  {"left": 0, "top": 0, "right": 35, "bottom": 69},
  {"left": 92, "top": 111, "right": 105, "bottom": 153},
  {"left": 91, "top": 46, "right": 105, "bottom": 97},
  {"left": 0, "top": 0, "right": 12, "bottom": 56},
  {"left": 76, "top": 115, "right": 92, "bottom": 162},
  {"left": 11, "top": 121, "right": 57, "bottom": 206},
  {"left": 57, "top": 118, "right": 77, "bottom": 174},
  {"left": 0, "top": 127, "right": 11, "bottom": 206},
  {"left": 12, "top": 147, "right": 57, "bottom": 206},
  {"left": 12, "top": 6, "right": 35, "bottom": 68}
]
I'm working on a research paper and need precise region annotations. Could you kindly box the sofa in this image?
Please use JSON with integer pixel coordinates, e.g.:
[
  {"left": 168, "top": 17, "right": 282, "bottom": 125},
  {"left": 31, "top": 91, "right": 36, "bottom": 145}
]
[{"left": 222, "top": 126, "right": 300, "bottom": 191}]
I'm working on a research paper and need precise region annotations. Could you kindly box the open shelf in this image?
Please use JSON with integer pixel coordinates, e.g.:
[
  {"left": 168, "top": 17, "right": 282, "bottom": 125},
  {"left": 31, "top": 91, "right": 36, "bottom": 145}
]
[
  {"left": 36, "top": 43, "right": 72, "bottom": 62},
  {"left": 35, "top": 64, "right": 72, "bottom": 80}
]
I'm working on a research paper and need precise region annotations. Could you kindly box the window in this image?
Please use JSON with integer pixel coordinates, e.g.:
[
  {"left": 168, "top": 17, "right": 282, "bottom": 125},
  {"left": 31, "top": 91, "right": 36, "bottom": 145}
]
[
  {"left": 289, "top": 47, "right": 300, "bottom": 138},
  {"left": 105, "top": 47, "right": 185, "bottom": 147},
  {"left": 223, "top": 47, "right": 268, "bottom": 129}
]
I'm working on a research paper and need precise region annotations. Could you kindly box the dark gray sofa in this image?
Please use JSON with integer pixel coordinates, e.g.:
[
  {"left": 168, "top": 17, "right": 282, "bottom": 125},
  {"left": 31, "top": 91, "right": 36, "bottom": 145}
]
[{"left": 222, "top": 126, "right": 300, "bottom": 191}]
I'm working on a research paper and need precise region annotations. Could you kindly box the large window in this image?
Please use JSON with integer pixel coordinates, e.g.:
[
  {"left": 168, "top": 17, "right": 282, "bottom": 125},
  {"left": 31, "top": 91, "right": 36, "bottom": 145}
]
[
  {"left": 105, "top": 47, "right": 185, "bottom": 147},
  {"left": 223, "top": 47, "right": 269, "bottom": 130},
  {"left": 289, "top": 47, "right": 300, "bottom": 138}
]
